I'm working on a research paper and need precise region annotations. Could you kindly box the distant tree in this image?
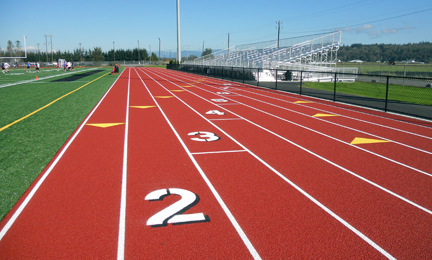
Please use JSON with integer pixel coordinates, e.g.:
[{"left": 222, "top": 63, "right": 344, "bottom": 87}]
[
  {"left": 150, "top": 52, "right": 158, "bottom": 61},
  {"left": 92, "top": 47, "right": 104, "bottom": 65},
  {"left": 187, "top": 54, "right": 197, "bottom": 61},
  {"left": 6, "top": 40, "right": 14, "bottom": 57},
  {"left": 201, "top": 48, "right": 212, "bottom": 57}
]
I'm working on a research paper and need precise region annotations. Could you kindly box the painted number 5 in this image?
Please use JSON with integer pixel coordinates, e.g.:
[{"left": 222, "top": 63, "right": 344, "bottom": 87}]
[
  {"left": 188, "top": 131, "right": 220, "bottom": 142},
  {"left": 145, "top": 188, "right": 209, "bottom": 227}
]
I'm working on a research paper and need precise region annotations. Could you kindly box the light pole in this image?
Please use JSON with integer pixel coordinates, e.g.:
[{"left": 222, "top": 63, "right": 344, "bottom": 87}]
[
  {"left": 113, "top": 41, "right": 115, "bottom": 63},
  {"left": 176, "top": 0, "right": 181, "bottom": 63},
  {"left": 138, "top": 40, "right": 140, "bottom": 64},
  {"left": 79, "top": 43, "right": 82, "bottom": 65},
  {"left": 158, "top": 38, "right": 161, "bottom": 61},
  {"left": 149, "top": 45, "right": 151, "bottom": 62}
]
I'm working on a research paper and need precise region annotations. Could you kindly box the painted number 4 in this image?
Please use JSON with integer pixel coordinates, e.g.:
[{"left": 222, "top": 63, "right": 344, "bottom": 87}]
[{"left": 145, "top": 188, "right": 209, "bottom": 227}]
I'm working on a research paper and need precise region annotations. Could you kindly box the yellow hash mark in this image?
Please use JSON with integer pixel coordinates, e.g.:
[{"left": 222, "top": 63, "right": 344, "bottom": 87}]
[{"left": 0, "top": 72, "right": 110, "bottom": 132}]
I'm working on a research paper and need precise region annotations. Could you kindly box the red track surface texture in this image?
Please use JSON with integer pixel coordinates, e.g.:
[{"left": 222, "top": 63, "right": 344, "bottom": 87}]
[{"left": 1, "top": 68, "right": 432, "bottom": 259}]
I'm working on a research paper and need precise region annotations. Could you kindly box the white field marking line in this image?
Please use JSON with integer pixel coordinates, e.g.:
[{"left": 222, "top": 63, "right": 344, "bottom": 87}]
[
  {"left": 191, "top": 150, "right": 248, "bottom": 155},
  {"left": 0, "top": 68, "right": 99, "bottom": 89},
  {"left": 144, "top": 68, "right": 396, "bottom": 259},
  {"left": 135, "top": 68, "right": 262, "bottom": 260},
  {"left": 179, "top": 81, "right": 432, "bottom": 177},
  {"left": 153, "top": 69, "right": 432, "bottom": 215},
  {"left": 169, "top": 71, "right": 432, "bottom": 154},
  {"left": 0, "top": 68, "right": 126, "bottom": 241},
  {"left": 117, "top": 68, "right": 131, "bottom": 260},
  {"left": 168, "top": 69, "right": 432, "bottom": 132}
]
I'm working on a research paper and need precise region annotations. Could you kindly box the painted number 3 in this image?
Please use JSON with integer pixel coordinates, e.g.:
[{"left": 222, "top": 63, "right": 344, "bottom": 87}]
[
  {"left": 188, "top": 131, "right": 220, "bottom": 142},
  {"left": 145, "top": 188, "right": 209, "bottom": 227}
]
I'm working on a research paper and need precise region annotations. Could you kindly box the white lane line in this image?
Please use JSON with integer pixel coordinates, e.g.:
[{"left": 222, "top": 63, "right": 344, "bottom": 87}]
[
  {"left": 191, "top": 150, "right": 247, "bottom": 155},
  {"left": 163, "top": 71, "right": 432, "bottom": 177},
  {"left": 117, "top": 68, "right": 131, "bottom": 260},
  {"left": 172, "top": 72, "right": 432, "bottom": 154},
  {"left": 169, "top": 69, "right": 432, "bottom": 136},
  {"left": 141, "top": 68, "right": 395, "bottom": 259},
  {"left": 0, "top": 69, "right": 126, "bottom": 242},
  {"left": 166, "top": 69, "right": 432, "bottom": 213},
  {"left": 134, "top": 68, "right": 262, "bottom": 260},
  {"left": 209, "top": 118, "right": 243, "bottom": 121}
]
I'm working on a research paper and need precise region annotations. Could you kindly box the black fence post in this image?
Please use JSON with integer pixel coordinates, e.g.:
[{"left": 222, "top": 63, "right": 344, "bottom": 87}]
[
  {"left": 257, "top": 68, "right": 260, "bottom": 86},
  {"left": 300, "top": 71, "right": 303, "bottom": 95},
  {"left": 333, "top": 72, "right": 337, "bottom": 101},
  {"left": 232, "top": 66, "right": 234, "bottom": 81},
  {"left": 275, "top": 69, "right": 278, "bottom": 90},
  {"left": 243, "top": 67, "right": 245, "bottom": 84},
  {"left": 385, "top": 76, "right": 389, "bottom": 112}
]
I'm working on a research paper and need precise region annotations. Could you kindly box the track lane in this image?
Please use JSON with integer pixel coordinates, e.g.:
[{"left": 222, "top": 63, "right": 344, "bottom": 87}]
[
  {"left": 147, "top": 68, "right": 432, "bottom": 259},
  {"left": 128, "top": 68, "right": 258, "bottom": 259},
  {"left": 139, "top": 68, "right": 394, "bottom": 259}
]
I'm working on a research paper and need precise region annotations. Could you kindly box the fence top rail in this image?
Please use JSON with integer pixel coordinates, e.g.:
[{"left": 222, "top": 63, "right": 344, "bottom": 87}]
[{"left": 168, "top": 64, "right": 432, "bottom": 81}]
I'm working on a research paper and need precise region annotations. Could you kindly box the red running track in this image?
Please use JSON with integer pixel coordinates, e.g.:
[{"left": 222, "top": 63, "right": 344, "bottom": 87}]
[{"left": 1, "top": 67, "right": 431, "bottom": 259}]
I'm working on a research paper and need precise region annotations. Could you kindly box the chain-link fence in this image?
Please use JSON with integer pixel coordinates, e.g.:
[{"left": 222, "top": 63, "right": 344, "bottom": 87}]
[{"left": 167, "top": 64, "right": 432, "bottom": 120}]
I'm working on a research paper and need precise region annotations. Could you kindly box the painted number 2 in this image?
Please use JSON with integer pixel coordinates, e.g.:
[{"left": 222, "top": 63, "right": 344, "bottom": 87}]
[
  {"left": 188, "top": 131, "right": 220, "bottom": 142},
  {"left": 145, "top": 188, "right": 209, "bottom": 227}
]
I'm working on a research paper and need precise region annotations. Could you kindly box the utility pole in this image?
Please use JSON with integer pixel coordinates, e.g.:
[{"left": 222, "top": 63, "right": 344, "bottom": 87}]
[
  {"left": 79, "top": 43, "right": 82, "bottom": 64},
  {"left": 138, "top": 40, "right": 140, "bottom": 64},
  {"left": 158, "top": 38, "right": 161, "bottom": 61},
  {"left": 276, "top": 21, "right": 282, "bottom": 48},
  {"left": 176, "top": 0, "right": 181, "bottom": 63},
  {"left": 48, "top": 35, "right": 53, "bottom": 62},
  {"left": 227, "top": 33, "right": 230, "bottom": 54},
  {"left": 43, "top": 34, "right": 48, "bottom": 62},
  {"left": 149, "top": 45, "right": 151, "bottom": 62}
]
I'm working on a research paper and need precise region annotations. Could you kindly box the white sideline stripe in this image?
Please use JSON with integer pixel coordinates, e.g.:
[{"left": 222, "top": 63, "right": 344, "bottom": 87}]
[
  {"left": 117, "top": 69, "right": 131, "bottom": 260},
  {"left": 135, "top": 68, "right": 262, "bottom": 260},
  {"left": 142, "top": 68, "right": 395, "bottom": 259},
  {"left": 191, "top": 150, "right": 247, "bottom": 155},
  {"left": 163, "top": 70, "right": 432, "bottom": 214},
  {"left": 167, "top": 71, "right": 432, "bottom": 177},
  {"left": 0, "top": 69, "right": 126, "bottom": 241}
]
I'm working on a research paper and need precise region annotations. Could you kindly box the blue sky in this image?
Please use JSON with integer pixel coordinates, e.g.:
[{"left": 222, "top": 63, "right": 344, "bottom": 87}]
[{"left": 2, "top": 0, "right": 432, "bottom": 56}]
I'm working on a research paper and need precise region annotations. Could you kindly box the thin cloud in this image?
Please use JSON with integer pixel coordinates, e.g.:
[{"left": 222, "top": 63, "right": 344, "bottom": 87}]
[
  {"left": 381, "top": 26, "right": 415, "bottom": 34},
  {"left": 338, "top": 24, "right": 378, "bottom": 37}
]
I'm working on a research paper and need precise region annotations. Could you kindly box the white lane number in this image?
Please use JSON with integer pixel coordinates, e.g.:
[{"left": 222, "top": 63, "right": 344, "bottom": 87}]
[
  {"left": 188, "top": 131, "right": 220, "bottom": 142},
  {"left": 206, "top": 110, "right": 225, "bottom": 115},
  {"left": 145, "top": 188, "right": 208, "bottom": 227}
]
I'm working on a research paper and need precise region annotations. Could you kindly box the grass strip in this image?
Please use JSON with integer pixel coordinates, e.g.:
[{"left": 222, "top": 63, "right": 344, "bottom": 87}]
[
  {"left": 0, "top": 72, "right": 110, "bottom": 132},
  {"left": 302, "top": 82, "right": 432, "bottom": 106},
  {"left": 0, "top": 68, "right": 122, "bottom": 221}
]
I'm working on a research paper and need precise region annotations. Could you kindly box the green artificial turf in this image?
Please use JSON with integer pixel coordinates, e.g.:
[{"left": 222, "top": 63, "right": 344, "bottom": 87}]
[{"left": 0, "top": 68, "right": 123, "bottom": 221}]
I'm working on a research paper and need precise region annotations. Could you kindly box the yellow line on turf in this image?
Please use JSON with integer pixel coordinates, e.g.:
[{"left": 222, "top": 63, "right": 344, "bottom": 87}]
[{"left": 0, "top": 72, "right": 110, "bottom": 132}]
